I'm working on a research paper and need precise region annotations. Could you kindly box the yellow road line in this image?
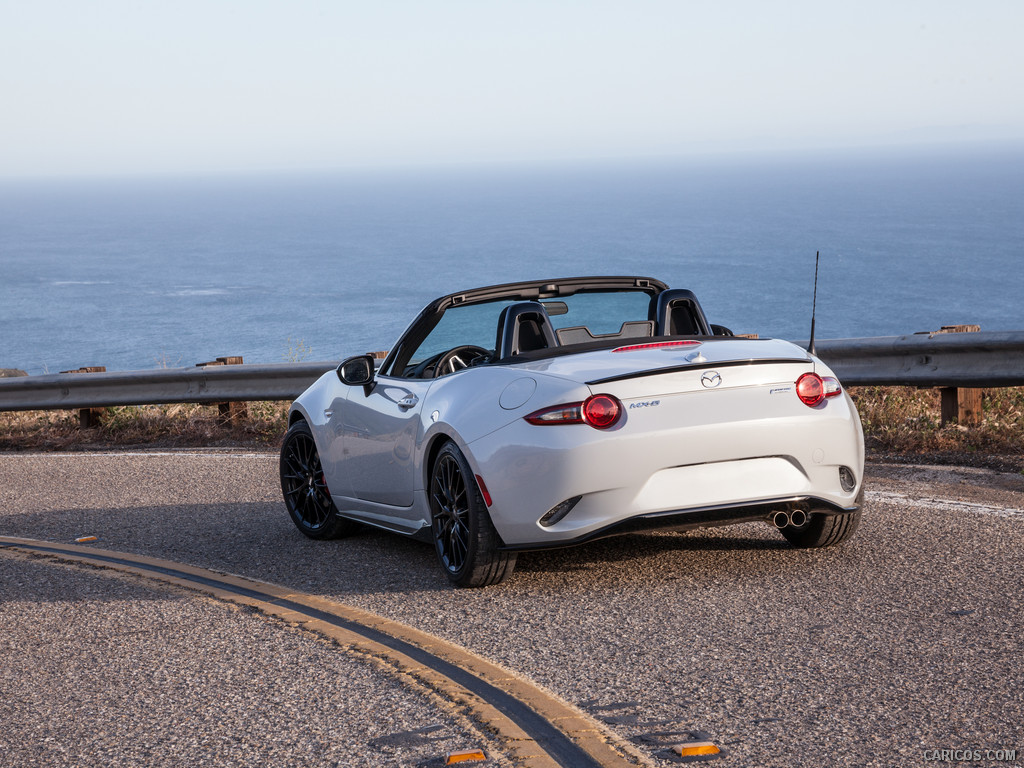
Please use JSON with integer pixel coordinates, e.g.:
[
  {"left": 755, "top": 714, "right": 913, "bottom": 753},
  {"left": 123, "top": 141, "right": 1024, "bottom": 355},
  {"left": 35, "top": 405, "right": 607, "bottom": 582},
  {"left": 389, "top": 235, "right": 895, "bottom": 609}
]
[{"left": 0, "top": 536, "right": 653, "bottom": 768}]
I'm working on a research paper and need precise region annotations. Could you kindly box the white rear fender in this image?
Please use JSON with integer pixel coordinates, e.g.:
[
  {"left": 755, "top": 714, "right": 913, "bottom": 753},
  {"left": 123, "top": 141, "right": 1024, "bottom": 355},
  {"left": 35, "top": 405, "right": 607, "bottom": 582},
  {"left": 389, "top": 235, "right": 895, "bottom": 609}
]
[{"left": 417, "top": 369, "right": 590, "bottom": 497}]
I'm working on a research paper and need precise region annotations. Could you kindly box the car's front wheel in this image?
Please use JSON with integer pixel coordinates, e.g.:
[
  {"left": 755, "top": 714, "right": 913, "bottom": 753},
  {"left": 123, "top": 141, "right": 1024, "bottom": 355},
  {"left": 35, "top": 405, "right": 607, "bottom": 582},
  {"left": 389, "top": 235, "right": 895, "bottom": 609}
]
[
  {"left": 280, "top": 420, "right": 359, "bottom": 540},
  {"left": 430, "top": 442, "right": 516, "bottom": 588}
]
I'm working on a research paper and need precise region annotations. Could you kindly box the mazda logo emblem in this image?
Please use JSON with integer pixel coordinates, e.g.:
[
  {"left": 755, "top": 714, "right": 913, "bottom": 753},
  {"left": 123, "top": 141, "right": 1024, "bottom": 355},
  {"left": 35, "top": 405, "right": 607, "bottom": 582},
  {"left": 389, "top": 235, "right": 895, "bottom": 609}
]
[{"left": 701, "top": 371, "right": 722, "bottom": 388}]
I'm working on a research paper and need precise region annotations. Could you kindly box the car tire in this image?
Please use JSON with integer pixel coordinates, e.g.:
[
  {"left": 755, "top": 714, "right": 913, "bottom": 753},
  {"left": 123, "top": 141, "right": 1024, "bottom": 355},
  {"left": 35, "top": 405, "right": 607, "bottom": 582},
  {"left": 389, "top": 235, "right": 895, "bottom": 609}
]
[
  {"left": 430, "top": 442, "right": 517, "bottom": 588},
  {"left": 781, "top": 509, "right": 860, "bottom": 548},
  {"left": 280, "top": 419, "right": 359, "bottom": 540}
]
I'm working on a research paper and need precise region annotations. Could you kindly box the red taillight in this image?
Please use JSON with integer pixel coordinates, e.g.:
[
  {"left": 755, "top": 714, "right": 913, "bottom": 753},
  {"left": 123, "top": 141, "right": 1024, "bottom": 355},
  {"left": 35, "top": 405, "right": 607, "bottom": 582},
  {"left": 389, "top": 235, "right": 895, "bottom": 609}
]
[
  {"left": 524, "top": 393, "right": 623, "bottom": 429},
  {"left": 582, "top": 394, "right": 622, "bottom": 429},
  {"left": 612, "top": 340, "right": 703, "bottom": 353},
  {"left": 796, "top": 372, "right": 842, "bottom": 407}
]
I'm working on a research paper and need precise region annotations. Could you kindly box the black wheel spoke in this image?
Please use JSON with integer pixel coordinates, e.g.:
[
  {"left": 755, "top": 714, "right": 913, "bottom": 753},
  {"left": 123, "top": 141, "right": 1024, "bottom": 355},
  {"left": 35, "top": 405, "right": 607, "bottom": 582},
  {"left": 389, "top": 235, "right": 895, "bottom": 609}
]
[
  {"left": 280, "top": 421, "right": 361, "bottom": 542},
  {"left": 425, "top": 443, "right": 517, "bottom": 587},
  {"left": 282, "top": 432, "right": 333, "bottom": 531},
  {"left": 284, "top": 454, "right": 306, "bottom": 476},
  {"left": 431, "top": 453, "right": 474, "bottom": 573}
]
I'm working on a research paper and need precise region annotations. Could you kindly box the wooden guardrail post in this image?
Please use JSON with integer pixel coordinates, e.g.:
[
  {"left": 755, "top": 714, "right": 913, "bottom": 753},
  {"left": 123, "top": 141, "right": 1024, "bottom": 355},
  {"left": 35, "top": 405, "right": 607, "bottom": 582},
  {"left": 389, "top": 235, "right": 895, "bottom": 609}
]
[
  {"left": 196, "top": 356, "right": 247, "bottom": 424},
  {"left": 59, "top": 366, "right": 107, "bottom": 428},
  {"left": 934, "top": 326, "right": 982, "bottom": 426}
]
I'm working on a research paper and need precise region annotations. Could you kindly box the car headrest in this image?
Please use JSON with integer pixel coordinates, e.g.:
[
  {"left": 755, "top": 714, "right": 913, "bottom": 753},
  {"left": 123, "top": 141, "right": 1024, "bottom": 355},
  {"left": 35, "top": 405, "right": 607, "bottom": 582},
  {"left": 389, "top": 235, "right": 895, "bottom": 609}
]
[{"left": 495, "top": 301, "right": 560, "bottom": 358}]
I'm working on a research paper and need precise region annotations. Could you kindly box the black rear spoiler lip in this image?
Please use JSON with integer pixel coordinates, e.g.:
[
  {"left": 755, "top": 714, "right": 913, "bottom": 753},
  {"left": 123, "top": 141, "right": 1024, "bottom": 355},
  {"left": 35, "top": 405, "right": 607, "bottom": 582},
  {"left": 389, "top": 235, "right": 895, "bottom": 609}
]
[{"left": 586, "top": 357, "right": 811, "bottom": 386}]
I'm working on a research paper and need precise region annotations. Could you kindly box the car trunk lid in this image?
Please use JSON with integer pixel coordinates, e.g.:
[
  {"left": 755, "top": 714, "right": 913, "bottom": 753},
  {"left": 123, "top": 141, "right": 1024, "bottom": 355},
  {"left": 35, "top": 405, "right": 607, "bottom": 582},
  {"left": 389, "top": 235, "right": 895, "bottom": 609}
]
[{"left": 513, "top": 338, "right": 814, "bottom": 397}]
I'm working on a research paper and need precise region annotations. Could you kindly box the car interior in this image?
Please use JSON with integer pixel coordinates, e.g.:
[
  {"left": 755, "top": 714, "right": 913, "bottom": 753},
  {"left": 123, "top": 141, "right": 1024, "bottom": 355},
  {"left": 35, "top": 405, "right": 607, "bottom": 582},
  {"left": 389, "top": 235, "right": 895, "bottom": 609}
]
[
  {"left": 393, "top": 287, "right": 735, "bottom": 379},
  {"left": 493, "top": 289, "right": 716, "bottom": 359}
]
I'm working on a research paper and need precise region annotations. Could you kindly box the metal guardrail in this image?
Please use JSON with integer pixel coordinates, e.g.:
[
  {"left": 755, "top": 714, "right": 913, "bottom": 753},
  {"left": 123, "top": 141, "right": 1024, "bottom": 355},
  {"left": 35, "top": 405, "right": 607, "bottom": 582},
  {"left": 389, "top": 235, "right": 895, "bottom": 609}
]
[
  {"left": 809, "top": 331, "right": 1024, "bottom": 388},
  {"left": 1, "top": 331, "right": 1023, "bottom": 413},
  {"left": 0, "top": 361, "right": 337, "bottom": 412}
]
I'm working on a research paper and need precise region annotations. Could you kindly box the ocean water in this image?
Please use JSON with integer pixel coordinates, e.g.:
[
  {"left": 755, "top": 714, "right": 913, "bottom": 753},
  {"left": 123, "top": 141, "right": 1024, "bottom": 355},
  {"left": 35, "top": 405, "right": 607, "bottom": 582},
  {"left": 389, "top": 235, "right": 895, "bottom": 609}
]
[{"left": 2, "top": 146, "right": 1023, "bottom": 375}]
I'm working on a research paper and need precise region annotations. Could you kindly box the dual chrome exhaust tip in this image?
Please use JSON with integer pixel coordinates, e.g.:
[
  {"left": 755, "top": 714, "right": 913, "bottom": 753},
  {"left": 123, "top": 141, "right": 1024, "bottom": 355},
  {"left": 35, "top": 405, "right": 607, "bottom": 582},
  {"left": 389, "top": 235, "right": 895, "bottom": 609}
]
[{"left": 771, "top": 509, "right": 808, "bottom": 529}]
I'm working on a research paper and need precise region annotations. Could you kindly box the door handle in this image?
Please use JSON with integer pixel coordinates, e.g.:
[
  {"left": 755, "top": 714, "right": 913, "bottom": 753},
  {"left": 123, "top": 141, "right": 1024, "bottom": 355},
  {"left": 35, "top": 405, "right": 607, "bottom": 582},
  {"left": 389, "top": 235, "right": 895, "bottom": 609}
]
[{"left": 397, "top": 394, "right": 419, "bottom": 409}]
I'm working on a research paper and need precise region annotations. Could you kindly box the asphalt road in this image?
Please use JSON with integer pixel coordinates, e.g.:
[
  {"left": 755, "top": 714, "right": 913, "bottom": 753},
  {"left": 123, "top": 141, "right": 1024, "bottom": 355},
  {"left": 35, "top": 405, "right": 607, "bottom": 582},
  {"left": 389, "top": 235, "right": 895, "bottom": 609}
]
[{"left": 1, "top": 451, "right": 1022, "bottom": 767}]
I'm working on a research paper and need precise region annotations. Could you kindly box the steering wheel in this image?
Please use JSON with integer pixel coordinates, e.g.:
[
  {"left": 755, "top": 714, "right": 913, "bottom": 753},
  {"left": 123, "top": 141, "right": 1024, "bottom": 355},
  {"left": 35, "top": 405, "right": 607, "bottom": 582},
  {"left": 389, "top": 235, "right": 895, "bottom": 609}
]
[{"left": 433, "top": 345, "right": 491, "bottom": 377}]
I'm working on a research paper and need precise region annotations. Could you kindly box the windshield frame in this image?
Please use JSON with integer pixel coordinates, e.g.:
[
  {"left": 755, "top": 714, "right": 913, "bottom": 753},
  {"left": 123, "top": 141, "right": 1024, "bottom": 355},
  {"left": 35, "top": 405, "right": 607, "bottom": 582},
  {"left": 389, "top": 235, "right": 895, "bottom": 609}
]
[{"left": 378, "top": 276, "right": 668, "bottom": 379}]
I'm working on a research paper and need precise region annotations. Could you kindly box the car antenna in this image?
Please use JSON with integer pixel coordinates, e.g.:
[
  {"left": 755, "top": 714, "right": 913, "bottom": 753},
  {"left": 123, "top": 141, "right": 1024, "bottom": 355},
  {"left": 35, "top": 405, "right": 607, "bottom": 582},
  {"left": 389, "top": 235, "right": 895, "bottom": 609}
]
[{"left": 808, "top": 250, "right": 820, "bottom": 356}]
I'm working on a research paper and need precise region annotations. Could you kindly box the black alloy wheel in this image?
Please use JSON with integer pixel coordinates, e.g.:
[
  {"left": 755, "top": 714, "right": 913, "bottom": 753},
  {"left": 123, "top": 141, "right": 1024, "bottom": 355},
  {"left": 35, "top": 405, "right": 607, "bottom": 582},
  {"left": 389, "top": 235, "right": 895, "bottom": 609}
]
[
  {"left": 429, "top": 442, "right": 516, "bottom": 588},
  {"left": 280, "top": 420, "right": 358, "bottom": 539},
  {"left": 432, "top": 451, "right": 471, "bottom": 572}
]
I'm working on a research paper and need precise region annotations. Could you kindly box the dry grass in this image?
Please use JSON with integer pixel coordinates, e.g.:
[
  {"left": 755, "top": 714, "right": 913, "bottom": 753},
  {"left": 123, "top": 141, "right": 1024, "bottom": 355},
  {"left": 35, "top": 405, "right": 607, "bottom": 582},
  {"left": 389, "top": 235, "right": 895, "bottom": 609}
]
[
  {"left": 1, "top": 388, "right": 1022, "bottom": 470},
  {"left": 0, "top": 401, "right": 290, "bottom": 452},
  {"left": 849, "top": 386, "right": 1024, "bottom": 471}
]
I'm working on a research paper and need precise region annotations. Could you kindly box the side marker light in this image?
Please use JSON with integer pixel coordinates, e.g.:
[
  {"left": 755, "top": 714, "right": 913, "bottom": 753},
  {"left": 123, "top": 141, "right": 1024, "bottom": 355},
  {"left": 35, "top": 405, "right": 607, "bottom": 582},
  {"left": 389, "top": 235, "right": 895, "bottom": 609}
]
[
  {"left": 76, "top": 536, "right": 98, "bottom": 543},
  {"left": 474, "top": 475, "right": 493, "bottom": 507}
]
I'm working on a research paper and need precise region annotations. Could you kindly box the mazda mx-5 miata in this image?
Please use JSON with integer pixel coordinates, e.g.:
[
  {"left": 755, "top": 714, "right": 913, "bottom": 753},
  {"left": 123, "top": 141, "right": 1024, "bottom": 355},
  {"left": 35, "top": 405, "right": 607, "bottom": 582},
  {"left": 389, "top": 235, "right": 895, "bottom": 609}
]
[{"left": 280, "top": 276, "right": 864, "bottom": 587}]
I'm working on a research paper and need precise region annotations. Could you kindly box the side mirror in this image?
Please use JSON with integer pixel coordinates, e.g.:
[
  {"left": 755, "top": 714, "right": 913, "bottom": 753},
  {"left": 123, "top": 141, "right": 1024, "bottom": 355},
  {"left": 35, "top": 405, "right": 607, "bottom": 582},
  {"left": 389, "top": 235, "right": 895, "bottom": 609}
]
[{"left": 337, "top": 354, "right": 375, "bottom": 386}]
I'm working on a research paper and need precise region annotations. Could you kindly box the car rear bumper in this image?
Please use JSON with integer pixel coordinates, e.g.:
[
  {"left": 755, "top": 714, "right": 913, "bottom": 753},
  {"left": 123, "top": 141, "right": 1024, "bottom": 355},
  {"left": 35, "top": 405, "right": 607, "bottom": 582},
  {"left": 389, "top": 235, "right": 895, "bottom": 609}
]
[
  {"left": 498, "top": 492, "right": 862, "bottom": 551},
  {"left": 466, "top": 389, "right": 865, "bottom": 547}
]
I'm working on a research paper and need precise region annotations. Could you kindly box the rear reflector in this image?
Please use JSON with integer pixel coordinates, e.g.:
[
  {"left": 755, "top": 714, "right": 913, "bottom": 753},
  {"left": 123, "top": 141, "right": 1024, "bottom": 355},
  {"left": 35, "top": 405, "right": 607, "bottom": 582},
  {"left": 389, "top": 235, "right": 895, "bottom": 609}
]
[
  {"left": 474, "top": 474, "right": 493, "bottom": 507},
  {"left": 613, "top": 340, "right": 702, "bottom": 353}
]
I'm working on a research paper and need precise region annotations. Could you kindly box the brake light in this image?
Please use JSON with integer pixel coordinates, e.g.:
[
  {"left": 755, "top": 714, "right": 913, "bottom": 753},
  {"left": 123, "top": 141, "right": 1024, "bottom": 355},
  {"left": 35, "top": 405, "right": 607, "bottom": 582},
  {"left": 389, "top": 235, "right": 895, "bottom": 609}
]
[
  {"left": 613, "top": 340, "right": 702, "bottom": 353},
  {"left": 582, "top": 394, "right": 622, "bottom": 428},
  {"left": 796, "top": 372, "right": 842, "bottom": 407},
  {"left": 525, "top": 393, "right": 623, "bottom": 429}
]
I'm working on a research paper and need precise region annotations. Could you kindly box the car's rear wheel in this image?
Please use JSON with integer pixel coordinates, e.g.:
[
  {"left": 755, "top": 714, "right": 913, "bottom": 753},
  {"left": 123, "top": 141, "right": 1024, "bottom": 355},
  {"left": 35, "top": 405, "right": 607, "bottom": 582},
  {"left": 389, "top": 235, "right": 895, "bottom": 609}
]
[
  {"left": 280, "top": 420, "right": 359, "bottom": 540},
  {"left": 430, "top": 442, "right": 516, "bottom": 587},
  {"left": 781, "top": 509, "right": 860, "bottom": 548}
]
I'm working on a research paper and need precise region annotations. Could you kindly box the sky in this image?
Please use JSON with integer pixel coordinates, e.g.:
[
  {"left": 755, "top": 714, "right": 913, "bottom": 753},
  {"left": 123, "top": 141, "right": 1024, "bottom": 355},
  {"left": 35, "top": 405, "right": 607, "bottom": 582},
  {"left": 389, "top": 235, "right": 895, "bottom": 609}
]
[{"left": 2, "top": 0, "right": 1023, "bottom": 178}]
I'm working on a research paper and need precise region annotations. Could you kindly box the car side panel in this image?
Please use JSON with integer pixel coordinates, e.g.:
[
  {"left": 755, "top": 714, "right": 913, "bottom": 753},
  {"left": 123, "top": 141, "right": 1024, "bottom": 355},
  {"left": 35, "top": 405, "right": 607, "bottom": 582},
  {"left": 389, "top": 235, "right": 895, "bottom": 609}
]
[
  {"left": 291, "top": 371, "right": 353, "bottom": 498},
  {"left": 341, "top": 375, "right": 432, "bottom": 509}
]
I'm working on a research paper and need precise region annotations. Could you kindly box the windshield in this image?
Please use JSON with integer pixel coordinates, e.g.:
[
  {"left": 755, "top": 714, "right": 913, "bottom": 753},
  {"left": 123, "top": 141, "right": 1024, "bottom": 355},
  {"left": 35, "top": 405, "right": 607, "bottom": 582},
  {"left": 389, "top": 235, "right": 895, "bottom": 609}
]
[
  {"left": 407, "top": 299, "right": 516, "bottom": 366},
  {"left": 542, "top": 292, "right": 651, "bottom": 335},
  {"left": 388, "top": 289, "right": 656, "bottom": 378}
]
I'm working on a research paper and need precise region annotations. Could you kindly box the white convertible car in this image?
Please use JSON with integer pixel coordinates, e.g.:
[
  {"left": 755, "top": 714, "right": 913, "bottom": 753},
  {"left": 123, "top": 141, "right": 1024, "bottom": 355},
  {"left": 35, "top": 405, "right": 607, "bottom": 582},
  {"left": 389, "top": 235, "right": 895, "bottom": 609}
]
[{"left": 281, "top": 276, "right": 864, "bottom": 587}]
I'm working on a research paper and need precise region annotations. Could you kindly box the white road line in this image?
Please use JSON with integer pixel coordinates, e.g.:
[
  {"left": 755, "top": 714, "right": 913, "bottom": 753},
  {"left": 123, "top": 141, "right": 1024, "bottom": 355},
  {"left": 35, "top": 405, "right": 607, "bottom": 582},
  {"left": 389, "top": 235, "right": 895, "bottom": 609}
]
[{"left": 866, "top": 489, "right": 1024, "bottom": 522}]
